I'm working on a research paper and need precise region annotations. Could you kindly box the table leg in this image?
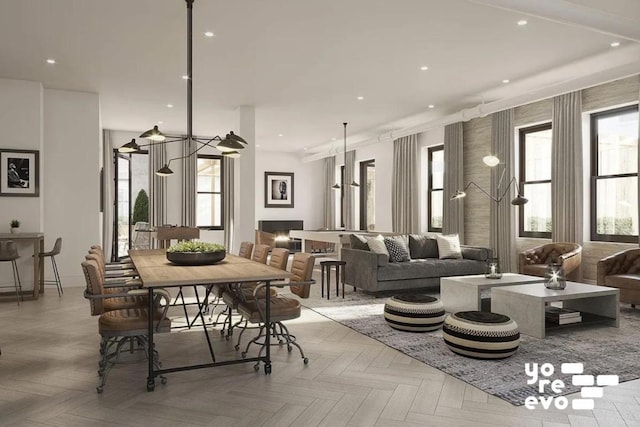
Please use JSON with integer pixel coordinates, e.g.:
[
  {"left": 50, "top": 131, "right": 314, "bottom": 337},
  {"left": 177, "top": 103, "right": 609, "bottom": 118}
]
[
  {"left": 147, "top": 287, "right": 156, "bottom": 391},
  {"left": 264, "top": 280, "right": 271, "bottom": 374},
  {"left": 321, "top": 265, "right": 325, "bottom": 298},
  {"left": 335, "top": 265, "right": 339, "bottom": 297}
]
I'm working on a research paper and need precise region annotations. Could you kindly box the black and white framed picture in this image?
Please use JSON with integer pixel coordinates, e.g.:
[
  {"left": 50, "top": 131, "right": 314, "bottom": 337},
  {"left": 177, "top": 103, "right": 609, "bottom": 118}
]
[
  {"left": 0, "top": 149, "right": 40, "bottom": 197},
  {"left": 264, "top": 172, "right": 294, "bottom": 208}
]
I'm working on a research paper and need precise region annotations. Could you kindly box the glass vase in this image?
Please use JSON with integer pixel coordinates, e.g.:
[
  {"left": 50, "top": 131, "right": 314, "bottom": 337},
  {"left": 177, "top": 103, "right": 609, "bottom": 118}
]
[
  {"left": 544, "top": 263, "right": 566, "bottom": 290},
  {"left": 485, "top": 258, "right": 502, "bottom": 279}
]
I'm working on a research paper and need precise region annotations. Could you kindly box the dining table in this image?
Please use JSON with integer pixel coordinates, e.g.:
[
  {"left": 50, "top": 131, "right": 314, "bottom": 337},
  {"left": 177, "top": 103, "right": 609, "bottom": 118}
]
[{"left": 128, "top": 249, "right": 292, "bottom": 392}]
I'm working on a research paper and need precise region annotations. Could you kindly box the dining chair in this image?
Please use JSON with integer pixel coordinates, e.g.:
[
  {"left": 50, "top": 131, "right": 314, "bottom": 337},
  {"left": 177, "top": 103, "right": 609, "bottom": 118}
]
[
  {"left": 85, "top": 252, "right": 141, "bottom": 289},
  {"left": 237, "top": 252, "right": 315, "bottom": 367},
  {"left": 0, "top": 241, "right": 23, "bottom": 305},
  {"left": 90, "top": 245, "right": 135, "bottom": 270},
  {"left": 35, "top": 237, "right": 63, "bottom": 296},
  {"left": 155, "top": 226, "right": 200, "bottom": 249},
  {"left": 81, "top": 259, "right": 146, "bottom": 316},
  {"left": 238, "top": 241, "right": 254, "bottom": 260},
  {"left": 82, "top": 259, "right": 171, "bottom": 393}
]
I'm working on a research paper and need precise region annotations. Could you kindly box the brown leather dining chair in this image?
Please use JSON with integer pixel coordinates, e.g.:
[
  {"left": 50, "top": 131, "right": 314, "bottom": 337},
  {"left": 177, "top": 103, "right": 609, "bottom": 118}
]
[
  {"left": 238, "top": 241, "right": 254, "bottom": 260},
  {"left": 237, "top": 252, "right": 315, "bottom": 367}
]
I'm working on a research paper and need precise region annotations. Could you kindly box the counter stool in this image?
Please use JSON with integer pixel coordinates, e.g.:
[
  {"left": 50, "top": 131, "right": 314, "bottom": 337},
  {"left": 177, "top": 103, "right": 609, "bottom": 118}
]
[
  {"left": 320, "top": 260, "right": 347, "bottom": 299},
  {"left": 0, "top": 241, "right": 23, "bottom": 305},
  {"left": 442, "top": 311, "right": 520, "bottom": 359},
  {"left": 36, "top": 237, "right": 63, "bottom": 296}
]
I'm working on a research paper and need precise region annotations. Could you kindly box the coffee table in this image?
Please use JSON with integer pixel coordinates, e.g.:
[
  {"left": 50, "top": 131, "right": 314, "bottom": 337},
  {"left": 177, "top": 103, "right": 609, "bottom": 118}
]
[
  {"left": 440, "top": 273, "right": 542, "bottom": 313},
  {"left": 491, "top": 282, "right": 619, "bottom": 339}
]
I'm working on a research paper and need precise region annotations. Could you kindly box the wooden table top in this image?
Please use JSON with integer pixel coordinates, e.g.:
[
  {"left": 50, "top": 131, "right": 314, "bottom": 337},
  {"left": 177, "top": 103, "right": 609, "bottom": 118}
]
[
  {"left": 129, "top": 249, "right": 291, "bottom": 288},
  {"left": 0, "top": 232, "right": 44, "bottom": 239}
]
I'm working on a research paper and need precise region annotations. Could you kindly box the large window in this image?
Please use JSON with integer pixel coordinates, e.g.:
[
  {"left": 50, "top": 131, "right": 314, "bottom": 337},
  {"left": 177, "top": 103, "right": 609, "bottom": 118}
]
[
  {"left": 196, "top": 155, "right": 223, "bottom": 229},
  {"left": 359, "top": 160, "right": 375, "bottom": 231},
  {"left": 591, "top": 105, "right": 639, "bottom": 243},
  {"left": 519, "top": 123, "right": 552, "bottom": 238},
  {"left": 427, "top": 146, "right": 443, "bottom": 232}
]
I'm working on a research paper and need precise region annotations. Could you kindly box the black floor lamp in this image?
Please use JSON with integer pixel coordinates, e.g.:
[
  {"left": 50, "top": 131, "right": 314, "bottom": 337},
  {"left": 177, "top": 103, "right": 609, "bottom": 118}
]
[{"left": 450, "top": 155, "right": 528, "bottom": 278}]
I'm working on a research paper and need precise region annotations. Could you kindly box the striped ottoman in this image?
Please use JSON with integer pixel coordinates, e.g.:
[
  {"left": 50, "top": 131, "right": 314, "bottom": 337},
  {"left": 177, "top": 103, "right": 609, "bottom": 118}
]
[
  {"left": 384, "top": 295, "right": 445, "bottom": 332},
  {"left": 443, "top": 311, "right": 520, "bottom": 359}
]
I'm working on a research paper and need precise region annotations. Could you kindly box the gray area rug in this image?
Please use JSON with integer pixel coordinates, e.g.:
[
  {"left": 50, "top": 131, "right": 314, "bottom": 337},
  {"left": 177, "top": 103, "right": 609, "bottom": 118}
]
[{"left": 303, "top": 289, "right": 640, "bottom": 406}]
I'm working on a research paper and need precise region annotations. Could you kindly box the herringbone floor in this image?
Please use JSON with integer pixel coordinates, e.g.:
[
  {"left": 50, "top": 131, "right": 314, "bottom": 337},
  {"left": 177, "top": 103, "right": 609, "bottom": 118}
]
[{"left": 1, "top": 269, "right": 639, "bottom": 427}]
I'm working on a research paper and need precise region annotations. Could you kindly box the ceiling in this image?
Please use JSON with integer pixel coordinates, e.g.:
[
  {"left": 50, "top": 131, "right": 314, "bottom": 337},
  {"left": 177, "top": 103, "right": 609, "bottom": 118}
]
[{"left": 1, "top": 0, "right": 639, "bottom": 156}]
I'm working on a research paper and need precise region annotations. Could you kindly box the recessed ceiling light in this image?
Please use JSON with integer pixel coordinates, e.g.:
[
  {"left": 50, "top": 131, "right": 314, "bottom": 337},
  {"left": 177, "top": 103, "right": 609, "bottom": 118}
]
[
  {"left": 331, "top": 137, "right": 337, "bottom": 141},
  {"left": 278, "top": 133, "right": 283, "bottom": 137},
  {"left": 610, "top": 41, "right": 621, "bottom": 47},
  {"left": 517, "top": 20, "right": 527, "bottom": 26},
  {"left": 204, "top": 31, "right": 215, "bottom": 37},
  {"left": 420, "top": 66, "right": 429, "bottom": 71},
  {"left": 46, "top": 59, "right": 56, "bottom": 64},
  {"left": 428, "top": 104, "right": 435, "bottom": 109},
  {"left": 182, "top": 75, "right": 189, "bottom": 80},
  {"left": 256, "top": 144, "right": 261, "bottom": 148},
  {"left": 158, "top": 121, "right": 164, "bottom": 125},
  {"left": 303, "top": 147, "right": 308, "bottom": 151},
  {"left": 502, "top": 79, "right": 510, "bottom": 84},
  {"left": 167, "top": 104, "right": 173, "bottom": 108},
  {"left": 357, "top": 96, "right": 364, "bottom": 100}
]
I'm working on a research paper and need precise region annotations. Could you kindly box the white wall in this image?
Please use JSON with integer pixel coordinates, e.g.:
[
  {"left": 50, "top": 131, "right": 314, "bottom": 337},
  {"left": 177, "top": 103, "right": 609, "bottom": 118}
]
[
  {"left": 43, "top": 89, "right": 101, "bottom": 286},
  {"left": 255, "top": 151, "right": 324, "bottom": 230},
  {"left": 0, "top": 79, "right": 43, "bottom": 289}
]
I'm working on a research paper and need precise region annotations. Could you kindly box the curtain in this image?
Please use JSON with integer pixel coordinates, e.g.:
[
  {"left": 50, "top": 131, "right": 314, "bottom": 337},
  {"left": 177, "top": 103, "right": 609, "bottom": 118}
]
[
  {"left": 491, "top": 109, "right": 516, "bottom": 272},
  {"left": 392, "top": 134, "right": 419, "bottom": 233},
  {"left": 323, "top": 156, "right": 336, "bottom": 229},
  {"left": 551, "top": 91, "right": 583, "bottom": 245},
  {"left": 344, "top": 150, "right": 356, "bottom": 229},
  {"left": 101, "top": 130, "right": 115, "bottom": 261},
  {"left": 180, "top": 138, "right": 196, "bottom": 227},
  {"left": 223, "top": 156, "right": 234, "bottom": 251},
  {"left": 443, "top": 122, "right": 464, "bottom": 239},
  {"left": 148, "top": 141, "right": 167, "bottom": 230}
]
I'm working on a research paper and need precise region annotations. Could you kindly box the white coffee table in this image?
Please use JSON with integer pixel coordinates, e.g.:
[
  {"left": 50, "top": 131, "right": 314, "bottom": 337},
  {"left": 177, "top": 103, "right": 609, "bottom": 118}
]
[
  {"left": 491, "top": 282, "right": 619, "bottom": 339},
  {"left": 440, "top": 273, "right": 542, "bottom": 313}
]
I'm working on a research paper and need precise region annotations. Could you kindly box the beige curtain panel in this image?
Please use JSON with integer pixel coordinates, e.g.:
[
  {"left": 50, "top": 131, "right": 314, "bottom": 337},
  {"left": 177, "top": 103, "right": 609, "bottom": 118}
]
[
  {"left": 392, "top": 134, "right": 419, "bottom": 234},
  {"left": 443, "top": 122, "right": 464, "bottom": 240},
  {"left": 345, "top": 150, "right": 357, "bottom": 229},
  {"left": 223, "top": 157, "right": 234, "bottom": 251},
  {"left": 148, "top": 138, "right": 167, "bottom": 229},
  {"left": 181, "top": 138, "right": 197, "bottom": 227},
  {"left": 323, "top": 156, "right": 336, "bottom": 229}
]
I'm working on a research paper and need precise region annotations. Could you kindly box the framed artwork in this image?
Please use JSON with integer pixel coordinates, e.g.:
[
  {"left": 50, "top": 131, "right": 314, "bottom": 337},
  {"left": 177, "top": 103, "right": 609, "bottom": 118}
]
[
  {"left": 0, "top": 149, "right": 40, "bottom": 197},
  {"left": 264, "top": 172, "right": 294, "bottom": 208}
]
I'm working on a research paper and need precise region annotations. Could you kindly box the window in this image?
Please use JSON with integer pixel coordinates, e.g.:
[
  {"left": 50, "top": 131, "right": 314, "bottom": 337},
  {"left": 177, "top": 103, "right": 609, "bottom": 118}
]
[
  {"left": 196, "top": 155, "right": 223, "bottom": 229},
  {"left": 359, "top": 160, "right": 375, "bottom": 230},
  {"left": 591, "top": 105, "right": 639, "bottom": 243},
  {"left": 427, "top": 146, "right": 443, "bottom": 232},
  {"left": 519, "top": 123, "right": 552, "bottom": 238}
]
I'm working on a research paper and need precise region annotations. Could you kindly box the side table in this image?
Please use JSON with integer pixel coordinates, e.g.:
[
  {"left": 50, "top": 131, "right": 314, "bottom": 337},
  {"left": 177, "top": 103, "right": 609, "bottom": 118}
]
[{"left": 320, "top": 260, "right": 346, "bottom": 299}]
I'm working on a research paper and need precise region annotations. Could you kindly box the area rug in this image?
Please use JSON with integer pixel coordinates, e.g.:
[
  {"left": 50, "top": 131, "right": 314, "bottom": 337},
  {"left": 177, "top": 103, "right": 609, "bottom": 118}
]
[{"left": 303, "top": 290, "right": 640, "bottom": 406}]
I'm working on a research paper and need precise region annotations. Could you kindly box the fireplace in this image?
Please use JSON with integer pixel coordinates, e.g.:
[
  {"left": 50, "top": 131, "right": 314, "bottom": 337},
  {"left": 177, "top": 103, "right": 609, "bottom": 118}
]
[{"left": 257, "top": 220, "right": 303, "bottom": 252}]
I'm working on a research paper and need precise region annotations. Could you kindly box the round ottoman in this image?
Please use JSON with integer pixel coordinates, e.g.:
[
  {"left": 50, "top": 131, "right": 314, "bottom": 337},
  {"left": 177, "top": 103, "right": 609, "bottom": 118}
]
[
  {"left": 442, "top": 311, "right": 520, "bottom": 359},
  {"left": 384, "top": 295, "right": 445, "bottom": 332}
]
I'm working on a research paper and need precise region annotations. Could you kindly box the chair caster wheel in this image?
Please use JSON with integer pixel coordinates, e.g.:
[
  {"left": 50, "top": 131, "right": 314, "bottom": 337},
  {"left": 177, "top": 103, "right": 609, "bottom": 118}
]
[
  {"left": 287, "top": 345, "right": 292, "bottom": 352},
  {"left": 264, "top": 364, "right": 272, "bottom": 374},
  {"left": 161, "top": 377, "right": 168, "bottom": 385},
  {"left": 254, "top": 364, "right": 260, "bottom": 371},
  {"left": 303, "top": 358, "right": 309, "bottom": 365},
  {"left": 220, "top": 330, "right": 225, "bottom": 336},
  {"left": 96, "top": 386, "right": 104, "bottom": 393},
  {"left": 234, "top": 345, "right": 240, "bottom": 351},
  {"left": 241, "top": 352, "right": 247, "bottom": 358}
]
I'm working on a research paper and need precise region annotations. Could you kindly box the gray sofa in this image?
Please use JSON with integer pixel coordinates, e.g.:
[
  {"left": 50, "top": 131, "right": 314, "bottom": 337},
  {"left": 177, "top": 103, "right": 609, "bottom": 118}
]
[{"left": 342, "top": 234, "right": 492, "bottom": 293}]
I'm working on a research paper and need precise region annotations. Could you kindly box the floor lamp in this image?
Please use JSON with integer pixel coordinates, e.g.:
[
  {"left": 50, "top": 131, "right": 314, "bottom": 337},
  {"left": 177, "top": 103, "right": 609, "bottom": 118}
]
[{"left": 450, "top": 155, "right": 528, "bottom": 278}]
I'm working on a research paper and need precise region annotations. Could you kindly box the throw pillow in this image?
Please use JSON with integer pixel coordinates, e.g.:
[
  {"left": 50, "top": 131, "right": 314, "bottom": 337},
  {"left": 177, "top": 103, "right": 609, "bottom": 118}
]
[
  {"left": 409, "top": 234, "right": 439, "bottom": 259},
  {"left": 384, "top": 237, "right": 411, "bottom": 262},
  {"left": 436, "top": 234, "right": 463, "bottom": 259},
  {"left": 349, "top": 234, "right": 369, "bottom": 251},
  {"left": 366, "top": 235, "right": 389, "bottom": 258}
]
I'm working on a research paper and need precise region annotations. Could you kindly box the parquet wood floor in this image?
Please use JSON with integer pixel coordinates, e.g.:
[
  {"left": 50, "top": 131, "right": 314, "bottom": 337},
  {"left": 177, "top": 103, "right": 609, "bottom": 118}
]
[{"left": 1, "top": 269, "right": 639, "bottom": 426}]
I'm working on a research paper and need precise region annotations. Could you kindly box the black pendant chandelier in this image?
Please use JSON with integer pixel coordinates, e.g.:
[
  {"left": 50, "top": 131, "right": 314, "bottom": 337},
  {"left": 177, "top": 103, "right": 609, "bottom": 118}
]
[{"left": 332, "top": 122, "right": 359, "bottom": 189}]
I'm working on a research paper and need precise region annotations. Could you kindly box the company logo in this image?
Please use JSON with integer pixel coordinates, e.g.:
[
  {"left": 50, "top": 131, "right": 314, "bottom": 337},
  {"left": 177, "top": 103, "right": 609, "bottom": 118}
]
[{"left": 524, "top": 362, "right": 618, "bottom": 410}]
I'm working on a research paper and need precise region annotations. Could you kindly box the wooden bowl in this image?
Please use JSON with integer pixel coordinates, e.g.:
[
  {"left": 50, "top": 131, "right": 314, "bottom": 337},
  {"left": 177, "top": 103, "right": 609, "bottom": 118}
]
[{"left": 166, "top": 250, "right": 226, "bottom": 266}]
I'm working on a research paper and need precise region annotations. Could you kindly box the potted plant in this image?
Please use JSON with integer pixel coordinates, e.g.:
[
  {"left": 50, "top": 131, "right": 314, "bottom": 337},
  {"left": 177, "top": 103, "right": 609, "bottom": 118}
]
[
  {"left": 166, "top": 240, "right": 226, "bottom": 265},
  {"left": 10, "top": 220, "right": 20, "bottom": 234}
]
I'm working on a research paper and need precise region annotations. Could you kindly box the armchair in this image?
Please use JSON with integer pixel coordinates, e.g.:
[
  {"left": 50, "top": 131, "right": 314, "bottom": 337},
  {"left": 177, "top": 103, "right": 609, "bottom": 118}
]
[
  {"left": 518, "top": 242, "right": 582, "bottom": 281},
  {"left": 597, "top": 248, "right": 640, "bottom": 306}
]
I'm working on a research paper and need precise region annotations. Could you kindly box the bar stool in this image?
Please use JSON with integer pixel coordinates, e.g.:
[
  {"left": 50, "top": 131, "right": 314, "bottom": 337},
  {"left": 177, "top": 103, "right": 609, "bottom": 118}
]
[
  {"left": 0, "top": 241, "right": 23, "bottom": 305},
  {"left": 37, "top": 237, "right": 63, "bottom": 296},
  {"left": 320, "top": 260, "right": 347, "bottom": 299}
]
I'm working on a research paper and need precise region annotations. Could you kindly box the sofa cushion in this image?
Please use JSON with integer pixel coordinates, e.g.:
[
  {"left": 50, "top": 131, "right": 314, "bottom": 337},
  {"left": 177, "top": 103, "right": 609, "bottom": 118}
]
[
  {"left": 384, "top": 237, "right": 411, "bottom": 262},
  {"left": 349, "top": 234, "right": 369, "bottom": 251},
  {"left": 436, "top": 234, "right": 463, "bottom": 259},
  {"left": 367, "top": 235, "right": 390, "bottom": 261},
  {"left": 377, "top": 258, "right": 486, "bottom": 281},
  {"left": 461, "top": 246, "right": 491, "bottom": 262},
  {"left": 409, "top": 234, "right": 439, "bottom": 259}
]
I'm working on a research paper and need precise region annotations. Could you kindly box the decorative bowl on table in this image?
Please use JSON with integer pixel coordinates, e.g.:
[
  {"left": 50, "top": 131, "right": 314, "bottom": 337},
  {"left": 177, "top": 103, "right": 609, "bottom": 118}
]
[{"left": 166, "top": 241, "right": 226, "bottom": 266}]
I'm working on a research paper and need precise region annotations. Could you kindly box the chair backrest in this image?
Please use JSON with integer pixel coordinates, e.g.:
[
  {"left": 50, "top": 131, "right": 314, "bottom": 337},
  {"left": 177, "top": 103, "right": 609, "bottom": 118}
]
[
  {"left": 155, "top": 226, "right": 200, "bottom": 249},
  {"left": 0, "top": 241, "right": 19, "bottom": 260},
  {"left": 252, "top": 244, "right": 270, "bottom": 264},
  {"left": 289, "top": 252, "right": 315, "bottom": 298},
  {"left": 269, "top": 248, "right": 290, "bottom": 271},
  {"left": 81, "top": 259, "right": 106, "bottom": 315},
  {"left": 238, "top": 241, "right": 254, "bottom": 259},
  {"left": 131, "top": 222, "right": 151, "bottom": 249},
  {"left": 52, "top": 237, "right": 62, "bottom": 255}
]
